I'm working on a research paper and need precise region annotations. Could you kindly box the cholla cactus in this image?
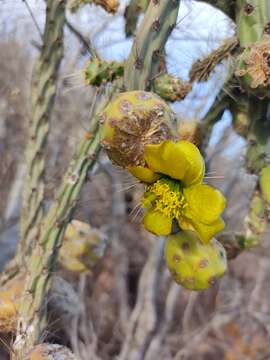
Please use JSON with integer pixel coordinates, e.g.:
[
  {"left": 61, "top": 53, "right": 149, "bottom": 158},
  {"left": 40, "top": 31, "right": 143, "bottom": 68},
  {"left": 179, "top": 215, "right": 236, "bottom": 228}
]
[
  {"left": 235, "top": 38, "right": 270, "bottom": 97},
  {"left": 164, "top": 231, "right": 227, "bottom": 290},
  {"left": 85, "top": 57, "right": 124, "bottom": 86},
  {"left": 100, "top": 91, "right": 176, "bottom": 172},
  {"left": 59, "top": 220, "right": 107, "bottom": 273}
]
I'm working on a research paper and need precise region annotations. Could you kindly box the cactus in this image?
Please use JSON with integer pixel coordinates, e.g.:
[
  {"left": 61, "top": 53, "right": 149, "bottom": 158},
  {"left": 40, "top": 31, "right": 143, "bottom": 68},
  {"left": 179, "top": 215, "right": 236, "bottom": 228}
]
[
  {"left": 84, "top": 58, "right": 192, "bottom": 101},
  {"left": 124, "top": 0, "right": 150, "bottom": 36},
  {"left": 124, "top": 0, "right": 180, "bottom": 90},
  {"left": 24, "top": 344, "right": 78, "bottom": 360},
  {"left": 100, "top": 90, "right": 176, "bottom": 168},
  {"left": 19, "top": 0, "right": 66, "bottom": 263},
  {"left": 85, "top": 57, "right": 124, "bottom": 86},
  {"left": 68, "top": 0, "right": 119, "bottom": 13},
  {"left": 153, "top": 74, "right": 192, "bottom": 102},
  {"left": 164, "top": 231, "right": 227, "bottom": 291},
  {"left": 59, "top": 220, "right": 107, "bottom": 273},
  {"left": 11, "top": 1, "right": 181, "bottom": 356},
  {"left": 235, "top": 0, "right": 270, "bottom": 97}
]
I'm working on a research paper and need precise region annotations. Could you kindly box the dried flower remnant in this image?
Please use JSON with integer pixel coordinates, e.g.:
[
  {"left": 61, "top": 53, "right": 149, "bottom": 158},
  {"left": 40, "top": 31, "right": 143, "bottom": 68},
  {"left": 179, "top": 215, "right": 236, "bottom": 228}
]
[{"left": 235, "top": 39, "right": 270, "bottom": 91}]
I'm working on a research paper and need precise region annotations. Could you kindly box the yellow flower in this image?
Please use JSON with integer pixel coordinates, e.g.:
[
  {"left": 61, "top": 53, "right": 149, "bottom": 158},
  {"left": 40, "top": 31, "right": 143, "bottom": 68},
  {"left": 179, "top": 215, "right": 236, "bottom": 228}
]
[{"left": 131, "top": 140, "right": 226, "bottom": 243}]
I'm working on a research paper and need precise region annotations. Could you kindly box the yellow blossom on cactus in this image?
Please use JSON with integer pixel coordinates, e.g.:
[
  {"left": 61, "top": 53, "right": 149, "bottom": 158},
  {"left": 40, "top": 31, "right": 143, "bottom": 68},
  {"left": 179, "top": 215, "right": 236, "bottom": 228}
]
[
  {"left": 129, "top": 140, "right": 205, "bottom": 185},
  {"left": 138, "top": 140, "right": 226, "bottom": 243}
]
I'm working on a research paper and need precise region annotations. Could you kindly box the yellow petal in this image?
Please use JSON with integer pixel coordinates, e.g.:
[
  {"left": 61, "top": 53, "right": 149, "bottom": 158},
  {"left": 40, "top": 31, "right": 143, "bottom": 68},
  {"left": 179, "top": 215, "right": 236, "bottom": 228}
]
[
  {"left": 143, "top": 209, "right": 172, "bottom": 235},
  {"left": 128, "top": 165, "right": 161, "bottom": 183},
  {"left": 190, "top": 217, "right": 225, "bottom": 244},
  {"left": 144, "top": 140, "right": 204, "bottom": 185},
  {"left": 184, "top": 184, "right": 226, "bottom": 224}
]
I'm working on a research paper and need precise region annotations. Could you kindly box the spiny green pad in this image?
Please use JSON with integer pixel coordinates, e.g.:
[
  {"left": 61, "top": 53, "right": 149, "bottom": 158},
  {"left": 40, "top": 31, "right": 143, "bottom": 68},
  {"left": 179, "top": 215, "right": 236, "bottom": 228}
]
[
  {"left": 100, "top": 90, "right": 176, "bottom": 167},
  {"left": 85, "top": 58, "right": 124, "bottom": 87},
  {"left": 153, "top": 74, "right": 192, "bottom": 102},
  {"left": 164, "top": 231, "right": 227, "bottom": 291},
  {"left": 260, "top": 165, "right": 270, "bottom": 204}
]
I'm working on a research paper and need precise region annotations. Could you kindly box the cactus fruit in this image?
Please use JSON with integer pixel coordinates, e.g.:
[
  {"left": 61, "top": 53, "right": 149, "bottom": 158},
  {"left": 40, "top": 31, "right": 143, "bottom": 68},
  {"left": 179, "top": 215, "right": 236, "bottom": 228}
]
[
  {"left": 24, "top": 344, "right": 78, "bottom": 360},
  {"left": 260, "top": 165, "right": 270, "bottom": 204},
  {"left": 85, "top": 58, "right": 124, "bottom": 86},
  {"left": 59, "top": 220, "right": 107, "bottom": 273},
  {"left": 153, "top": 74, "right": 192, "bottom": 102},
  {"left": 69, "top": 0, "right": 119, "bottom": 14},
  {"left": 164, "top": 231, "right": 227, "bottom": 291},
  {"left": 177, "top": 120, "right": 204, "bottom": 147},
  {"left": 235, "top": 38, "right": 270, "bottom": 97},
  {"left": 100, "top": 91, "right": 176, "bottom": 168}
]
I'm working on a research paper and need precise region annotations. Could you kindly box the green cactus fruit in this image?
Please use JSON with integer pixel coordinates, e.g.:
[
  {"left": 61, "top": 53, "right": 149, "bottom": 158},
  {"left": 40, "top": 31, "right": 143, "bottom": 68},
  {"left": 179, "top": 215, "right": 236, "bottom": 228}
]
[
  {"left": 164, "top": 231, "right": 227, "bottom": 291},
  {"left": 153, "top": 74, "right": 192, "bottom": 102},
  {"left": 235, "top": 38, "right": 270, "bottom": 98},
  {"left": 100, "top": 90, "right": 176, "bottom": 168},
  {"left": 85, "top": 58, "right": 124, "bottom": 87}
]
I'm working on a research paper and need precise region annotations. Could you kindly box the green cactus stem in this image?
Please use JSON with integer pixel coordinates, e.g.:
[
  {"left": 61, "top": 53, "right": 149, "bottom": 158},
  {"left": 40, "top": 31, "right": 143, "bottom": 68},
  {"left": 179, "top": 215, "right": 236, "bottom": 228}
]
[
  {"left": 84, "top": 58, "right": 191, "bottom": 101},
  {"left": 19, "top": 0, "right": 66, "bottom": 264},
  {"left": 236, "top": 0, "right": 270, "bottom": 46},
  {"left": 189, "top": 37, "right": 238, "bottom": 83},
  {"left": 13, "top": 107, "right": 104, "bottom": 358},
  {"left": 124, "top": 0, "right": 180, "bottom": 91},
  {"left": 124, "top": 0, "right": 150, "bottom": 37}
]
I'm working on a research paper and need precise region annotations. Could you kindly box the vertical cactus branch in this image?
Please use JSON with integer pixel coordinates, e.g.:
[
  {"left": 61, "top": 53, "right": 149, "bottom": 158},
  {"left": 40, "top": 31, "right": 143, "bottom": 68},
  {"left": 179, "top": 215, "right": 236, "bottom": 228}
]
[
  {"left": 236, "top": 0, "right": 270, "bottom": 45},
  {"left": 124, "top": 0, "right": 180, "bottom": 91},
  {"left": 19, "top": 0, "right": 66, "bottom": 262}
]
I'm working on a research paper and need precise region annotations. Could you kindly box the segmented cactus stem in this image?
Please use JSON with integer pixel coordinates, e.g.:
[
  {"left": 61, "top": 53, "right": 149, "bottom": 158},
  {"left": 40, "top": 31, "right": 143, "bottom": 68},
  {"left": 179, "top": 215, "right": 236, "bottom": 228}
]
[
  {"left": 124, "top": 0, "right": 180, "bottom": 90},
  {"left": 19, "top": 0, "right": 66, "bottom": 263}
]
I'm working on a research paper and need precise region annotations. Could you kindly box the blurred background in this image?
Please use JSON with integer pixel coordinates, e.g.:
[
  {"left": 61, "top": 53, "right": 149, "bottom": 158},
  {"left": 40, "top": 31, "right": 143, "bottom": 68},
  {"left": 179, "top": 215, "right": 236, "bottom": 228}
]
[{"left": 0, "top": 1, "right": 270, "bottom": 359}]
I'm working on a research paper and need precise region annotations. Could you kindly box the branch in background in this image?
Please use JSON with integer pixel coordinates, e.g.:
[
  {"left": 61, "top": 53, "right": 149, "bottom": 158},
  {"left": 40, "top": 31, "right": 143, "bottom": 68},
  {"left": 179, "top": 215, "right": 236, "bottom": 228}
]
[
  {"left": 118, "top": 237, "right": 165, "bottom": 360},
  {"left": 189, "top": 37, "right": 238, "bottom": 82},
  {"left": 66, "top": 19, "right": 99, "bottom": 58},
  {"left": 19, "top": 0, "right": 66, "bottom": 263},
  {"left": 196, "top": 0, "right": 236, "bottom": 20}
]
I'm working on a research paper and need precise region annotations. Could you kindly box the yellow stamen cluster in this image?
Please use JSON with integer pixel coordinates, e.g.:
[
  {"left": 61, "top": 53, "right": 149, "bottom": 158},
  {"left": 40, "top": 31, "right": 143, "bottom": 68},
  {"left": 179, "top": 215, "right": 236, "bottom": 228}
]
[{"left": 143, "top": 179, "right": 187, "bottom": 219}]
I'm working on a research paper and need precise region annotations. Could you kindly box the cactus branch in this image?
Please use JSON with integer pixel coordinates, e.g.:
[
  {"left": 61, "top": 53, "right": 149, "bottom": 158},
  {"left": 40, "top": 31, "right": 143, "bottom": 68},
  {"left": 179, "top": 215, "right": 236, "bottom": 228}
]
[
  {"left": 19, "top": 0, "right": 66, "bottom": 263},
  {"left": 124, "top": 0, "right": 181, "bottom": 91}
]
